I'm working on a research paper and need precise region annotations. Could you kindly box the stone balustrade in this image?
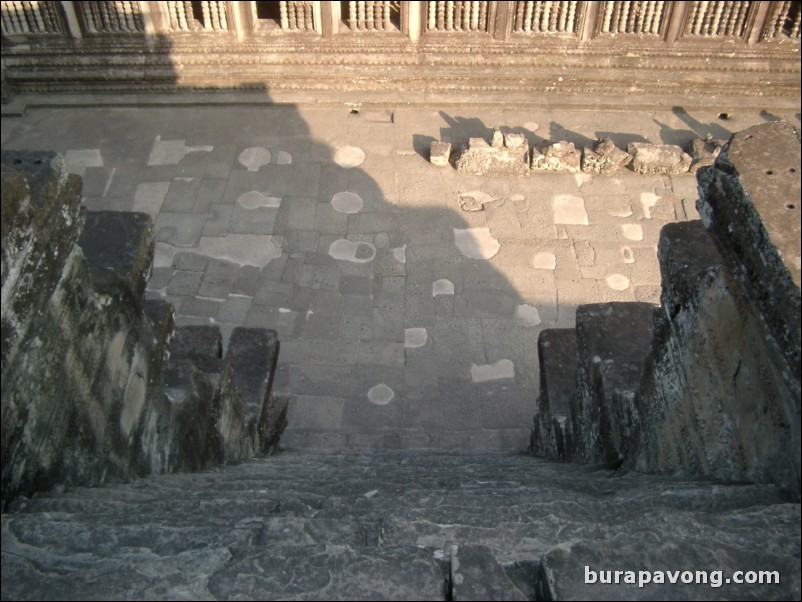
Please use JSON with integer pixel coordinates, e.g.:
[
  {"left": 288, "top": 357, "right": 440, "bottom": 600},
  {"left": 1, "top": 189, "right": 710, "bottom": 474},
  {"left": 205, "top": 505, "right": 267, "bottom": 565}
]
[{"left": 2, "top": 1, "right": 799, "bottom": 41}]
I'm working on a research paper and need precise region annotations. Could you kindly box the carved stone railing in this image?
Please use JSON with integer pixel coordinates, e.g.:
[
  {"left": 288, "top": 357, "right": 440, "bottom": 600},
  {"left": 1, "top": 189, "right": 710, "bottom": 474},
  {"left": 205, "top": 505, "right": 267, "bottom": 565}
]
[
  {"left": 512, "top": 1, "right": 579, "bottom": 34},
  {"left": 0, "top": 0, "right": 62, "bottom": 34},
  {"left": 80, "top": 0, "right": 144, "bottom": 33},
  {"left": 599, "top": 0, "right": 666, "bottom": 35},
  {"left": 2, "top": 1, "right": 800, "bottom": 42},
  {"left": 164, "top": 0, "right": 228, "bottom": 32},
  {"left": 683, "top": 0, "right": 750, "bottom": 38},
  {"left": 426, "top": 0, "right": 492, "bottom": 32},
  {"left": 344, "top": 0, "right": 397, "bottom": 31},
  {"left": 281, "top": 0, "right": 315, "bottom": 31},
  {"left": 764, "top": 0, "right": 801, "bottom": 39}
]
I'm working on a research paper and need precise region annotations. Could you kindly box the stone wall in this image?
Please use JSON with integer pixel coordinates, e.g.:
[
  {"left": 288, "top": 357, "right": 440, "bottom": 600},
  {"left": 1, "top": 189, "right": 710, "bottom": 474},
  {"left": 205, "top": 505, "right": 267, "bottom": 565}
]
[
  {"left": 1, "top": 151, "right": 285, "bottom": 510},
  {"left": 531, "top": 122, "right": 801, "bottom": 498}
]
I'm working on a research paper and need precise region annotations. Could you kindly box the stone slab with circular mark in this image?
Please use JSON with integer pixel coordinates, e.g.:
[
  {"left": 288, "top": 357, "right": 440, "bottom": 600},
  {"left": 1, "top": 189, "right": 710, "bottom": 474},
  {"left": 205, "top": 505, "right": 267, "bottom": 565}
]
[
  {"left": 606, "top": 274, "right": 631, "bottom": 291},
  {"left": 432, "top": 279, "right": 455, "bottom": 297},
  {"left": 471, "top": 359, "right": 515, "bottom": 383},
  {"left": 334, "top": 146, "right": 366, "bottom": 168},
  {"left": 453, "top": 228, "right": 501, "bottom": 260},
  {"left": 553, "top": 195, "right": 589, "bottom": 225},
  {"left": 621, "top": 246, "right": 635, "bottom": 264},
  {"left": 237, "top": 191, "right": 282, "bottom": 209},
  {"left": 239, "top": 147, "right": 272, "bottom": 171},
  {"left": 367, "top": 384, "right": 395, "bottom": 405},
  {"left": 331, "top": 191, "right": 364, "bottom": 214},
  {"left": 405, "top": 328, "right": 428, "bottom": 348},
  {"left": 328, "top": 238, "right": 376, "bottom": 263},
  {"left": 515, "top": 304, "right": 542, "bottom": 327},
  {"left": 533, "top": 252, "right": 556, "bottom": 270},
  {"left": 393, "top": 245, "right": 407, "bottom": 263},
  {"left": 621, "top": 224, "right": 644, "bottom": 241}
]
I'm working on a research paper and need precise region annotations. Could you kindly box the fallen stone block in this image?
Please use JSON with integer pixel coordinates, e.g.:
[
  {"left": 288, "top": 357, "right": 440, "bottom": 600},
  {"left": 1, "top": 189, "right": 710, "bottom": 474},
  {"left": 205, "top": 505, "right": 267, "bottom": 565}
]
[
  {"left": 429, "top": 141, "right": 451, "bottom": 167},
  {"left": 581, "top": 137, "right": 632, "bottom": 174},
  {"left": 531, "top": 141, "right": 581, "bottom": 173},
  {"left": 627, "top": 142, "right": 692, "bottom": 174},
  {"left": 454, "top": 135, "right": 529, "bottom": 176}
]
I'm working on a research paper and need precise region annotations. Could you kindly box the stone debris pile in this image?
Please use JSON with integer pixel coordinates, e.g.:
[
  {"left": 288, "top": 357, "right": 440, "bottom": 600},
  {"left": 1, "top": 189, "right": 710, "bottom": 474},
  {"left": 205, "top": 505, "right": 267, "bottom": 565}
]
[{"left": 433, "top": 128, "right": 718, "bottom": 177}]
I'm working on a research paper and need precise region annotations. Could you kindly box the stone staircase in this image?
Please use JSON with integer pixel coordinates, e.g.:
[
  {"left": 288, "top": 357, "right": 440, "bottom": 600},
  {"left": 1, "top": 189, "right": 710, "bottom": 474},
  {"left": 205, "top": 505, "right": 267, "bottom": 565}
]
[{"left": 2, "top": 451, "right": 800, "bottom": 600}]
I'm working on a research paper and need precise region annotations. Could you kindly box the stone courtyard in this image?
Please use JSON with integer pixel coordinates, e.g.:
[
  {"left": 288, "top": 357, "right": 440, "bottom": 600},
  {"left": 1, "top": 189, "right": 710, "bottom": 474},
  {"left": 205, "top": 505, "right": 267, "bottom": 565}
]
[{"left": 2, "top": 102, "right": 798, "bottom": 452}]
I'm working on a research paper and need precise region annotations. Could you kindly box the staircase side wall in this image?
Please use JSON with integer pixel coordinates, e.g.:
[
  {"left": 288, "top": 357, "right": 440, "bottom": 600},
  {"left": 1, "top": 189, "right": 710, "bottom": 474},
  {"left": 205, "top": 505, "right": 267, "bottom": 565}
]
[
  {"left": 0, "top": 152, "right": 283, "bottom": 510},
  {"left": 629, "top": 123, "right": 801, "bottom": 496}
]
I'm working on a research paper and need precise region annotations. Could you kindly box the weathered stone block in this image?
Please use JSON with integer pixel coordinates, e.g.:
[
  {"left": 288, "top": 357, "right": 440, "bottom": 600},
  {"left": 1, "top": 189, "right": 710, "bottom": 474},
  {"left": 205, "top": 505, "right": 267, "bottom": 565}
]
[
  {"left": 503, "top": 132, "right": 526, "bottom": 149},
  {"left": 454, "top": 136, "right": 529, "bottom": 176},
  {"left": 687, "top": 136, "right": 721, "bottom": 173},
  {"left": 530, "top": 329, "right": 577, "bottom": 460},
  {"left": 581, "top": 137, "right": 632, "bottom": 174},
  {"left": 531, "top": 141, "right": 581, "bottom": 173},
  {"left": 225, "top": 327, "right": 285, "bottom": 453},
  {"left": 571, "top": 302, "right": 655, "bottom": 467},
  {"left": 429, "top": 141, "right": 451, "bottom": 167},
  {"left": 697, "top": 121, "right": 800, "bottom": 384},
  {"left": 78, "top": 211, "right": 154, "bottom": 310},
  {"left": 627, "top": 142, "right": 691, "bottom": 174}
]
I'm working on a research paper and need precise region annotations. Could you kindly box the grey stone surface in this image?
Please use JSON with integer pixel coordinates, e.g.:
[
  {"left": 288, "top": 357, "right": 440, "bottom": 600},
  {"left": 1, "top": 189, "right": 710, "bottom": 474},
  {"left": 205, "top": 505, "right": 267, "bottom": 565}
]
[
  {"left": 1, "top": 451, "right": 798, "bottom": 601},
  {"left": 627, "top": 142, "right": 692, "bottom": 175}
]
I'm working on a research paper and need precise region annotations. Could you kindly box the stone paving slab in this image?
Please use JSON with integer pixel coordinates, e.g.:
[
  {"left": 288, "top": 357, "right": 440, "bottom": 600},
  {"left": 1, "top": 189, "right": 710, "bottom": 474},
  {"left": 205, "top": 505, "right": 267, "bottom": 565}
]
[{"left": 2, "top": 104, "right": 799, "bottom": 451}]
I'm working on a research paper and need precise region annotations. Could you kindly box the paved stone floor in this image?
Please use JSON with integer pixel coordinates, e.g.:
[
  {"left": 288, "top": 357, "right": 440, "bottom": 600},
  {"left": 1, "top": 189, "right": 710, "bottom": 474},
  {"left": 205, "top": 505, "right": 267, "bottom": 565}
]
[{"left": 2, "top": 103, "right": 799, "bottom": 451}]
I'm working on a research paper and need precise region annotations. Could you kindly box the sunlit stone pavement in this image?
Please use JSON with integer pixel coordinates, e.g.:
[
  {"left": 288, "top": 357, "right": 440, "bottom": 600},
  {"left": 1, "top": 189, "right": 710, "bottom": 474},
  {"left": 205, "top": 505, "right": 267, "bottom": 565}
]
[{"left": 3, "top": 104, "right": 798, "bottom": 450}]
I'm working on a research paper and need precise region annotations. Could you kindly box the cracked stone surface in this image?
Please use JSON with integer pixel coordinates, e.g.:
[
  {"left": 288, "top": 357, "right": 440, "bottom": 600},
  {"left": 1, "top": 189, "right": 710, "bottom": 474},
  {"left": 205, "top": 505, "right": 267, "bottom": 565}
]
[{"left": 3, "top": 104, "right": 788, "bottom": 452}]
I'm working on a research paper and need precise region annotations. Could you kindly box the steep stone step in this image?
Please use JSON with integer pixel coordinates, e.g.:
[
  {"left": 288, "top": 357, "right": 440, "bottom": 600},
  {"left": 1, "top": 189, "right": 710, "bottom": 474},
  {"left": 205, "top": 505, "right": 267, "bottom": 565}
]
[
  {"left": 2, "top": 452, "right": 798, "bottom": 600},
  {"left": 571, "top": 302, "right": 656, "bottom": 467},
  {"left": 530, "top": 329, "right": 578, "bottom": 460}
]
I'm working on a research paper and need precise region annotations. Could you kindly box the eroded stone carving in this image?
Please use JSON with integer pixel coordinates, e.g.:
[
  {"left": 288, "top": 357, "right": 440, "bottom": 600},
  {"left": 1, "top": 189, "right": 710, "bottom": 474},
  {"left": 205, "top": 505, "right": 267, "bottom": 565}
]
[
  {"left": 627, "top": 142, "right": 692, "bottom": 174},
  {"left": 581, "top": 137, "right": 632, "bottom": 174},
  {"left": 454, "top": 129, "right": 529, "bottom": 175},
  {"left": 531, "top": 141, "right": 581, "bottom": 173}
]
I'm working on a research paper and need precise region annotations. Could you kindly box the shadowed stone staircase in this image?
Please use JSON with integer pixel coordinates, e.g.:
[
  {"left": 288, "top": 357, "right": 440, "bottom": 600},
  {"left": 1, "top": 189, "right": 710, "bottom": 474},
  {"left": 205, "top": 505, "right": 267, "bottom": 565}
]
[
  {"left": 2, "top": 451, "right": 800, "bottom": 600},
  {"left": 2, "top": 123, "right": 801, "bottom": 600}
]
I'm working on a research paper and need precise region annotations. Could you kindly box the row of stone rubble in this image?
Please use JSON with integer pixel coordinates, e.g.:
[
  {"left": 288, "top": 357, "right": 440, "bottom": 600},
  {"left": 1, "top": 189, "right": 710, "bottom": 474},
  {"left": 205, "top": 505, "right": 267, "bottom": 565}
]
[{"left": 431, "top": 129, "right": 721, "bottom": 176}]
